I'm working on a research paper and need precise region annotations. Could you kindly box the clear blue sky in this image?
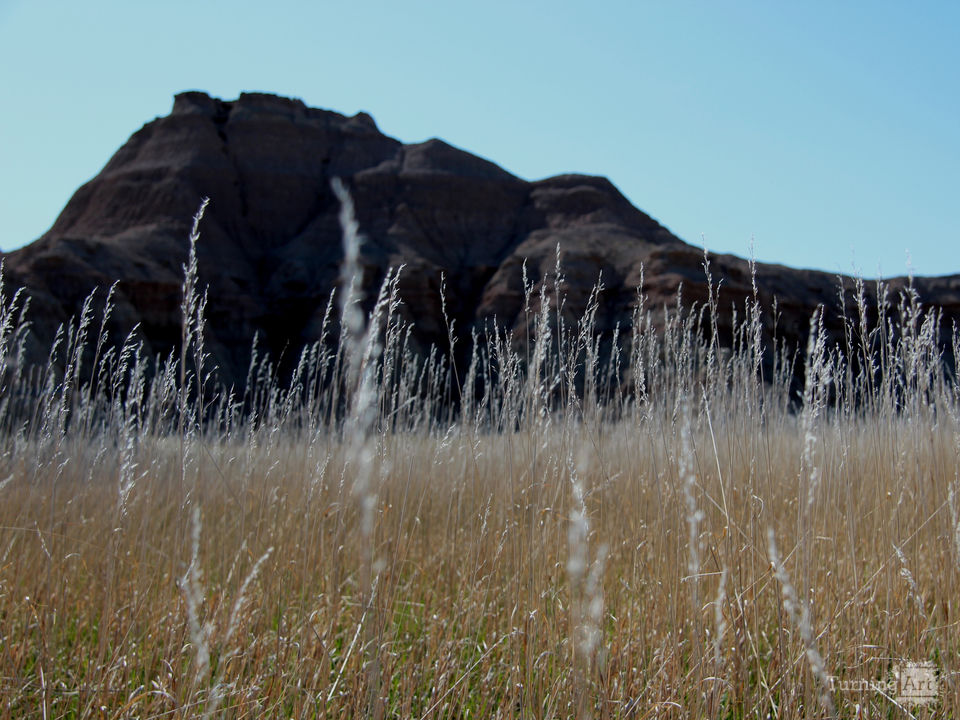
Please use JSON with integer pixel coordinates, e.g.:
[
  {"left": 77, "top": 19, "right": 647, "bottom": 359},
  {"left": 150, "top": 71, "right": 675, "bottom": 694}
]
[{"left": 1, "top": 1, "right": 957, "bottom": 277}]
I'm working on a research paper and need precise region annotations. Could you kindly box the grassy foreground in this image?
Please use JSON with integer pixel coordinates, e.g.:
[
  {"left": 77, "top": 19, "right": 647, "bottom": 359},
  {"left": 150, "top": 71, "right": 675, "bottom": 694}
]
[{"left": 0, "top": 196, "right": 957, "bottom": 718}]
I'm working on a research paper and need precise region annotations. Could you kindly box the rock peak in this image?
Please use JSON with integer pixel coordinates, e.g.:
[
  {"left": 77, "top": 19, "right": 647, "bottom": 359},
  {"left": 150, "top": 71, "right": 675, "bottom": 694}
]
[{"left": 171, "top": 90, "right": 375, "bottom": 128}]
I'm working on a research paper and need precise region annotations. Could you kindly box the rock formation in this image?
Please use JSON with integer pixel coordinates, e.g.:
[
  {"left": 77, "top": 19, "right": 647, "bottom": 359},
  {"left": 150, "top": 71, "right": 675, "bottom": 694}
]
[{"left": 5, "top": 91, "right": 960, "bottom": 388}]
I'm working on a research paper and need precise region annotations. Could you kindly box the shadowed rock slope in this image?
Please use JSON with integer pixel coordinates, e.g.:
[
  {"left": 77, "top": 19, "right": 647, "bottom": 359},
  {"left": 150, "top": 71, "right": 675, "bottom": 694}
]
[{"left": 6, "top": 91, "right": 960, "bottom": 386}]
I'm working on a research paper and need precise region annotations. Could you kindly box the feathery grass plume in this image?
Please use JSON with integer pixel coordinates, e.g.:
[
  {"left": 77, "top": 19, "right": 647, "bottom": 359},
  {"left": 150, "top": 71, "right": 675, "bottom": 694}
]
[
  {"left": 745, "top": 247, "right": 764, "bottom": 414},
  {"left": 332, "top": 176, "right": 388, "bottom": 717},
  {"left": 629, "top": 265, "right": 649, "bottom": 416},
  {"left": 949, "top": 479, "right": 960, "bottom": 570},
  {"left": 789, "top": 305, "right": 837, "bottom": 715},
  {"left": 177, "top": 197, "right": 210, "bottom": 528},
  {"left": 181, "top": 506, "right": 211, "bottom": 687},
  {"left": 768, "top": 528, "right": 836, "bottom": 719},
  {"left": 603, "top": 319, "right": 623, "bottom": 416},
  {"left": 580, "top": 274, "right": 604, "bottom": 421},
  {"left": 701, "top": 246, "right": 723, "bottom": 399},
  {"left": 64, "top": 289, "right": 97, "bottom": 406},
  {"left": 678, "top": 398, "right": 707, "bottom": 712},
  {"left": 461, "top": 327, "right": 480, "bottom": 430},
  {"left": 41, "top": 287, "right": 98, "bottom": 454},
  {"left": 179, "top": 197, "right": 211, "bottom": 430},
  {"left": 799, "top": 307, "right": 830, "bottom": 550},
  {"left": 525, "top": 274, "right": 555, "bottom": 428},
  {"left": 679, "top": 401, "right": 703, "bottom": 596},
  {"left": 0, "top": 261, "right": 29, "bottom": 374},
  {"left": 376, "top": 267, "right": 406, "bottom": 429},
  {"left": 712, "top": 566, "right": 728, "bottom": 666},
  {"left": 0, "top": 261, "right": 30, "bottom": 435},
  {"left": 893, "top": 544, "right": 930, "bottom": 624},
  {"left": 709, "top": 565, "right": 729, "bottom": 716},
  {"left": 851, "top": 272, "right": 877, "bottom": 409},
  {"left": 439, "top": 271, "right": 462, "bottom": 411},
  {"left": 77, "top": 282, "right": 117, "bottom": 438},
  {"left": 116, "top": 336, "right": 146, "bottom": 519},
  {"left": 567, "top": 446, "right": 606, "bottom": 720},
  {"left": 333, "top": 177, "right": 364, "bottom": 362},
  {"left": 206, "top": 545, "right": 274, "bottom": 719}
]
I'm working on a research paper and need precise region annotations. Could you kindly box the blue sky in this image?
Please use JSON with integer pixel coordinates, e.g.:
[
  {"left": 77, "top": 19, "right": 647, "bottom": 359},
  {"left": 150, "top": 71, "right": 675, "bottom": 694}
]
[{"left": 1, "top": 1, "right": 957, "bottom": 277}]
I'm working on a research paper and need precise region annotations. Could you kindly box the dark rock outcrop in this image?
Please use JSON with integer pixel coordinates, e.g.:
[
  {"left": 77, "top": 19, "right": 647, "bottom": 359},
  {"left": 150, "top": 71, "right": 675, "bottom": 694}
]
[{"left": 5, "top": 91, "right": 960, "bottom": 387}]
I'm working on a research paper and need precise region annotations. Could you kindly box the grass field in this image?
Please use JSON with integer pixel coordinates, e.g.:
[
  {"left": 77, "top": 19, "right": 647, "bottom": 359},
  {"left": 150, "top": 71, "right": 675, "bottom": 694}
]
[{"left": 0, "top": 194, "right": 956, "bottom": 718}]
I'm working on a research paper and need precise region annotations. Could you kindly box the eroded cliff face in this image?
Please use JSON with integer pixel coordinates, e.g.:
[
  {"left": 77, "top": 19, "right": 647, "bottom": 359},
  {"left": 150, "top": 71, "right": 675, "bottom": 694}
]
[{"left": 5, "top": 91, "right": 960, "bottom": 387}]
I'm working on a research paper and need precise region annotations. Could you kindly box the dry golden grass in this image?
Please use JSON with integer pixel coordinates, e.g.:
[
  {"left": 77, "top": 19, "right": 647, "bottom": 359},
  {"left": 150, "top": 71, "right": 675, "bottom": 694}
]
[
  {"left": 2, "top": 415, "right": 957, "bottom": 718},
  {"left": 0, "top": 196, "right": 957, "bottom": 718}
]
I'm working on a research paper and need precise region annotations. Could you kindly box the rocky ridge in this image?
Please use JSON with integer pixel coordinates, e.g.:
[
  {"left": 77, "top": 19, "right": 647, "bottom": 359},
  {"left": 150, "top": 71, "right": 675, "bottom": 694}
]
[{"left": 5, "top": 91, "right": 960, "bottom": 387}]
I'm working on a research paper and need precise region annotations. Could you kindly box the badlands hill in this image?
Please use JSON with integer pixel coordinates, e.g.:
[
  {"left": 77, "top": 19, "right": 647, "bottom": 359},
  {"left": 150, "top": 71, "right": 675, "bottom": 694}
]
[{"left": 5, "top": 91, "right": 960, "bottom": 386}]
